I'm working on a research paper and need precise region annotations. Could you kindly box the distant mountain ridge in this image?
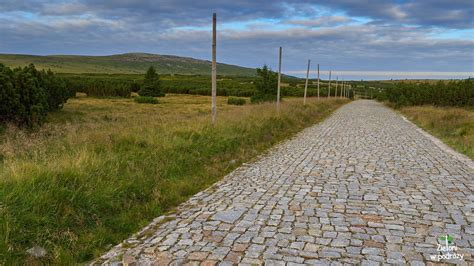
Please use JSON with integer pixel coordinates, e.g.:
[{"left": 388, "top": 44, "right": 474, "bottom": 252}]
[{"left": 0, "top": 53, "right": 257, "bottom": 76}]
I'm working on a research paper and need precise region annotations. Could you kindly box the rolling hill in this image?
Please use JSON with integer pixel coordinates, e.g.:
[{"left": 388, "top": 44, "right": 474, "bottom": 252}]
[{"left": 0, "top": 53, "right": 257, "bottom": 76}]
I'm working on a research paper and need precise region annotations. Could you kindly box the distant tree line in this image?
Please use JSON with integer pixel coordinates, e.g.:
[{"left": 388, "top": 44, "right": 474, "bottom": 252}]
[
  {"left": 380, "top": 80, "right": 473, "bottom": 107},
  {"left": 1, "top": 63, "right": 338, "bottom": 107},
  {"left": 65, "top": 78, "right": 133, "bottom": 98},
  {"left": 0, "top": 63, "right": 349, "bottom": 128},
  {"left": 0, "top": 64, "right": 73, "bottom": 127},
  {"left": 60, "top": 67, "right": 324, "bottom": 99}
]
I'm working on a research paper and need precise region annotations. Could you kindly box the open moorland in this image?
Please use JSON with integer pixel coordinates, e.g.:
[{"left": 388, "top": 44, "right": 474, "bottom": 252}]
[
  {"left": 0, "top": 93, "right": 348, "bottom": 263},
  {"left": 1, "top": 0, "right": 473, "bottom": 264},
  {"left": 0, "top": 55, "right": 472, "bottom": 264}
]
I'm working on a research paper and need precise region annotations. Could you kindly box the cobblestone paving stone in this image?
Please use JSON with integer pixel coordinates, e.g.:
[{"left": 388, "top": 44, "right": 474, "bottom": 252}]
[{"left": 96, "top": 100, "right": 474, "bottom": 265}]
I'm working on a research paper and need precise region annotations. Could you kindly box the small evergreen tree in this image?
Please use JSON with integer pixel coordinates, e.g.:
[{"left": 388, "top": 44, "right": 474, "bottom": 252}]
[
  {"left": 138, "top": 67, "right": 164, "bottom": 97},
  {"left": 251, "top": 65, "right": 278, "bottom": 103}
]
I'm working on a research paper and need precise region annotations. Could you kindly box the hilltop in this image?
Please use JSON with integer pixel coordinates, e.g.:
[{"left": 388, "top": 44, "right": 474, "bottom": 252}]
[{"left": 0, "top": 53, "right": 256, "bottom": 76}]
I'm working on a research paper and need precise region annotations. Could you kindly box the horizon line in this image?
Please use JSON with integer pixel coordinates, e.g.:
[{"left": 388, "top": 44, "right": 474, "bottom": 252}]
[{"left": 286, "top": 70, "right": 473, "bottom": 80}]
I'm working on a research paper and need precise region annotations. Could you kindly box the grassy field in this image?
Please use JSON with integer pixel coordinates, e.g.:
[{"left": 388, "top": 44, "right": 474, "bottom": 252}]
[
  {"left": 399, "top": 105, "right": 474, "bottom": 159},
  {"left": 0, "top": 53, "right": 256, "bottom": 76},
  {"left": 0, "top": 94, "right": 348, "bottom": 264}
]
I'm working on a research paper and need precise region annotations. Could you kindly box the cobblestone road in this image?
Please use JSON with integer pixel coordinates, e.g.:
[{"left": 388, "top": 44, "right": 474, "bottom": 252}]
[{"left": 97, "top": 100, "right": 474, "bottom": 265}]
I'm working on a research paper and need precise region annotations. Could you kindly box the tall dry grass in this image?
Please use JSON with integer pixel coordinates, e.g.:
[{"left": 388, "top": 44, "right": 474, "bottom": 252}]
[
  {"left": 0, "top": 94, "right": 348, "bottom": 264},
  {"left": 399, "top": 105, "right": 473, "bottom": 159}
]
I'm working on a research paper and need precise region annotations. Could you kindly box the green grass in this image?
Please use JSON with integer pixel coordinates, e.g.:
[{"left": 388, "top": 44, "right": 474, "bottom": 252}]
[
  {"left": 134, "top": 96, "right": 159, "bottom": 104},
  {"left": 399, "top": 105, "right": 474, "bottom": 159},
  {"left": 0, "top": 53, "right": 256, "bottom": 76},
  {"left": 0, "top": 95, "right": 348, "bottom": 264},
  {"left": 227, "top": 97, "right": 246, "bottom": 105}
]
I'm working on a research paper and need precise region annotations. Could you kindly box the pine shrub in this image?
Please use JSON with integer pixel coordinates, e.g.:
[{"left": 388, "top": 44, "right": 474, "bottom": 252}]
[
  {"left": 130, "top": 82, "right": 141, "bottom": 92},
  {"left": 138, "top": 67, "right": 165, "bottom": 97},
  {"left": 251, "top": 65, "right": 278, "bottom": 103},
  {"left": 134, "top": 96, "right": 159, "bottom": 104},
  {"left": 0, "top": 64, "right": 71, "bottom": 127},
  {"left": 42, "top": 70, "right": 69, "bottom": 111},
  {"left": 227, "top": 97, "right": 246, "bottom": 105},
  {"left": 0, "top": 64, "right": 21, "bottom": 123},
  {"left": 385, "top": 80, "right": 473, "bottom": 107}
]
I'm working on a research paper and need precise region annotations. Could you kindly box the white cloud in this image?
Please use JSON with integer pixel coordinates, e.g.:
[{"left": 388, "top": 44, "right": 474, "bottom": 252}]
[
  {"left": 0, "top": 0, "right": 472, "bottom": 77},
  {"left": 42, "top": 2, "right": 88, "bottom": 16},
  {"left": 285, "top": 16, "right": 354, "bottom": 27}
]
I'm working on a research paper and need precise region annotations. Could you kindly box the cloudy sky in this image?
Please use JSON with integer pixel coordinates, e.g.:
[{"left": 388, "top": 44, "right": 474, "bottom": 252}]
[{"left": 1, "top": 0, "right": 473, "bottom": 79}]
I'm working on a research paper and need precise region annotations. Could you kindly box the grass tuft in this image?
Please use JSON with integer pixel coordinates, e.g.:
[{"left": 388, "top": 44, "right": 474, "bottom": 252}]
[
  {"left": 227, "top": 97, "right": 246, "bottom": 105},
  {"left": 134, "top": 96, "right": 159, "bottom": 104}
]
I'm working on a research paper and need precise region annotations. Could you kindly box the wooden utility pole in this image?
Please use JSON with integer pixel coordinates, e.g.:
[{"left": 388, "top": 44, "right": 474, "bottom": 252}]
[
  {"left": 303, "top": 59, "right": 310, "bottom": 105},
  {"left": 277, "top": 47, "right": 282, "bottom": 112},
  {"left": 328, "top": 70, "right": 332, "bottom": 97},
  {"left": 344, "top": 83, "right": 346, "bottom": 98},
  {"left": 340, "top": 80, "right": 344, "bottom": 98},
  {"left": 317, "top": 64, "right": 320, "bottom": 100},
  {"left": 335, "top": 76, "right": 338, "bottom": 98},
  {"left": 340, "top": 80, "right": 342, "bottom": 98},
  {"left": 211, "top": 13, "right": 217, "bottom": 125}
]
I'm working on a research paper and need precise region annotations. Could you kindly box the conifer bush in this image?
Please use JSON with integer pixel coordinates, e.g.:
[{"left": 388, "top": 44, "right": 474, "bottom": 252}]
[
  {"left": 0, "top": 64, "right": 21, "bottom": 123},
  {"left": 227, "top": 97, "right": 246, "bottom": 105},
  {"left": 0, "top": 64, "right": 71, "bottom": 127},
  {"left": 64, "top": 78, "right": 131, "bottom": 98},
  {"left": 130, "top": 82, "right": 141, "bottom": 92},
  {"left": 385, "top": 80, "right": 473, "bottom": 107},
  {"left": 138, "top": 67, "right": 165, "bottom": 97},
  {"left": 42, "top": 70, "right": 70, "bottom": 111},
  {"left": 251, "top": 65, "right": 278, "bottom": 103},
  {"left": 134, "top": 96, "right": 159, "bottom": 104}
]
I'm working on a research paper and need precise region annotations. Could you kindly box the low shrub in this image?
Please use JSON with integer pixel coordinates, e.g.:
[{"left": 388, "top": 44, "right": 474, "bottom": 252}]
[
  {"left": 85, "top": 82, "right": 131, "bottom": 98},
  {"left": 385, "top": 80, "right": 473, "bottom": 107},
  {"left": 63, "top": 75, "right": 133, "bottom": 98},
  {"left": 0, "top": 64, "right": 71, "bottom": 127},
  {"left": 43, "top": 70, "right": 73, "bottom": 110},
  {"left": 251, "top": 93, "right": 278, "bottom": 103},
  {"left": 227, "top": 97, "right": 246, "bottom": 105},
  {"left": 129, "top": 82, "right": 141, "bottom": 92},
  {"left": 134, "top": 96, "right": 158, "bottom": 104}
]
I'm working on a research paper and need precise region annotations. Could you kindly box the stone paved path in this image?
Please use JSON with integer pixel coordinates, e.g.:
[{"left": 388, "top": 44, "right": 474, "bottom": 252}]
[{"left": 97, "top": 100, "right": 473, "bottom": 265}]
